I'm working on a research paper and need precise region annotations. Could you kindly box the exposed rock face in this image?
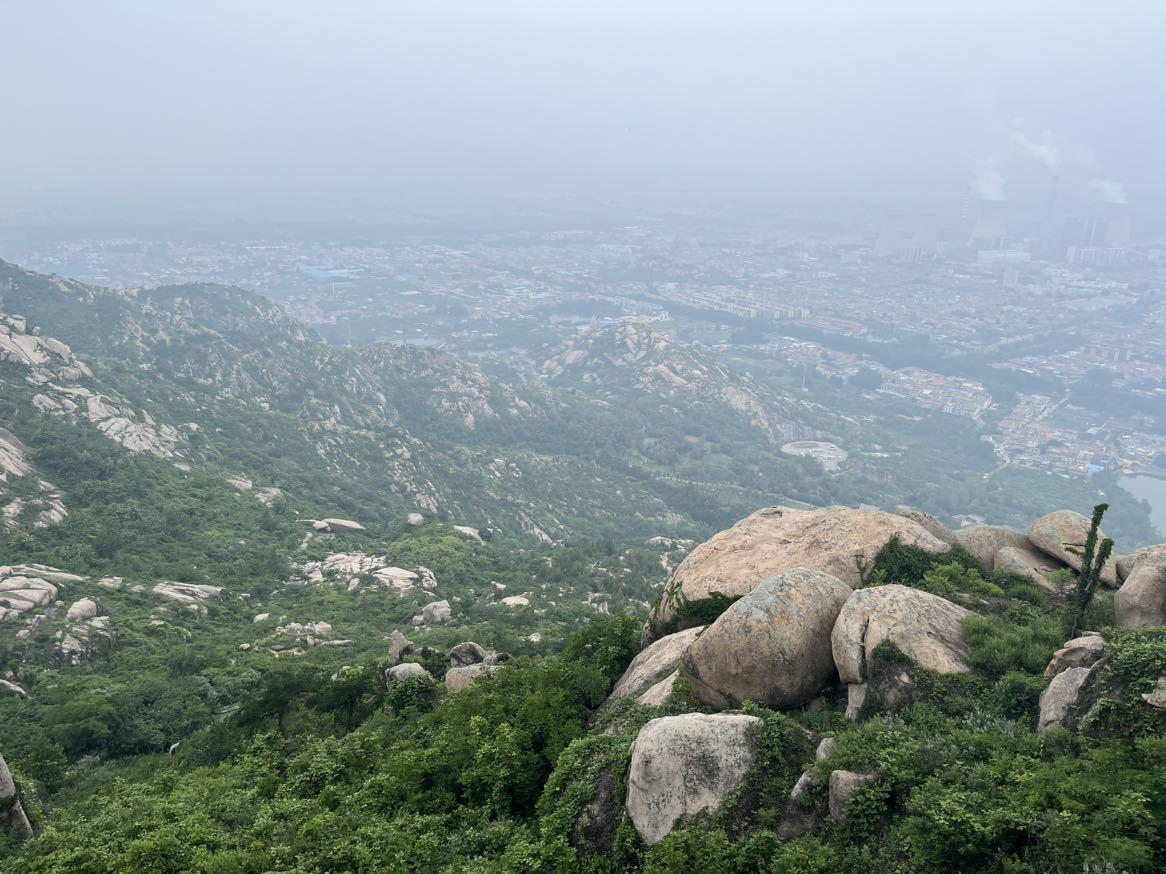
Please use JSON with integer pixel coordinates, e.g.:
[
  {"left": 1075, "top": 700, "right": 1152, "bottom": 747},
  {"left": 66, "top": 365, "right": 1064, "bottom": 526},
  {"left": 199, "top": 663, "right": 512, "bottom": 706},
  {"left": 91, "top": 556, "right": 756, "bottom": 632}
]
[
  {"left": 832, "top": 585, "right": 972, "bottom": 717},
  {"left": 1142, "top": 677, "right": 1166, "bottom": 709},
  {"left": 1117, "top": 545, "right": 1166, "bottom": 581},
  {"left": 828, "top": 770, "right": 877, "bottom": 820},
  {"left": 1028, "top": 510, "right": 1118, "bottom": 587},
  {"left": 994, "top": 545, "right": 1069, "bottom": 593},
  {"left": 635, "top": 672, "right": 677, "bottom": 706},
  {"left": 152, "top": 582, "right": 222, "bottom": 604},
  {"left": 449, "top": 641, "right": 489, "bottom": 667},
  {"left": 0, "top": 575, "right": 59, "bottom": 620},
  {"left": 65, "top": 597, "right": 99, "bottom": 621},
  {"left": 648, "top": 506, "right": 947, "bottom": 639},
  {"left": 952, "top": 524, "right": 1030, "bottom": 571},
  {"left": 625, "top": 713, "right": 762, "bottom": 846},
  {"left": 1037, "top": 666, "right": 1093, "bottom": 732},
  {"left": 385, "top": 662, "right": 433, "bottom": 685},
  {"left": 445, "top": 663, "right": 499, "bottom": 692},
  {"left": 412, "top": 600, "right": 452, "bottom": 627},
  {"left": 405, "top": 512, "right": 424, "bottom": 526},
  {"left": 0, "top": 680, "right": 26, "bottom": 698},
  {"left": 291, "top": 551, "right": 438, "bottom": 597},
  {"left": 896, "top": 507, "right": 954, "bottom": 544},
  {"left": 387, "top": 629, "right": 412, "bottom": 665},
  {"left": 682, "top": 569, "right": 851, "bottom": 709},
  {"left": 0, "top": 752, "right": 34, "bottom": 839},
  {"left": 1044, "top": 634, "right": 1106, "bottom": 679},
  {"left": 318, "top": 518, "right": 366, "bottom": 534},
  {"left": 1115, "top": 559, "right": 1166, "bottom": 629},
  {"left": 611, "top": 626, "right": 704, "bottom": 701},
  {"left": 453, "top": 525, "right": 484, "bottom": 543}
]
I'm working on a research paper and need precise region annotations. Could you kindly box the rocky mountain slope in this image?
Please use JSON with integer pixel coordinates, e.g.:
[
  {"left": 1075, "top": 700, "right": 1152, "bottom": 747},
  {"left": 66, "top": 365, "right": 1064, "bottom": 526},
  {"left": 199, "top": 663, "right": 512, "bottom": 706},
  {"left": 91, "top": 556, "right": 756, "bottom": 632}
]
[{"left": 2, "top": 500, "right": 1163, "bottom": 870}]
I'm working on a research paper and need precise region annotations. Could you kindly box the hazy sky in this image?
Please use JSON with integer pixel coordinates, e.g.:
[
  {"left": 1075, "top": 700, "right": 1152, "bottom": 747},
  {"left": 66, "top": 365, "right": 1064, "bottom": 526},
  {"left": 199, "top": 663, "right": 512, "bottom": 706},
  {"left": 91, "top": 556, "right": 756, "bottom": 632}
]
[{"left": 3, "top": 1, "right": 1164, "bottom": 220}]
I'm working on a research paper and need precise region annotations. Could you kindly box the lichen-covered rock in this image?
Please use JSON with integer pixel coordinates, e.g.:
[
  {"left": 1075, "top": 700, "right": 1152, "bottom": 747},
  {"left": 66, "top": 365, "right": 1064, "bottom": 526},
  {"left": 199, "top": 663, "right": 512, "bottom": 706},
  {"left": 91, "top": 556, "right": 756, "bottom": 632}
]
[
  {"left": 952, "top": 524, "right": 1029, "bottom": 571},
  {"left": 1028, "top": 510, "right": 1118, "bottom": 587},
  {"left": 994, "top": 544, "right": 1069, "bottom": 593},
  {"left": 647, "top": 506, "right": 946, "bottom": 640},
  {"left": 625, "top": 713, "right": 762, "bottom": 846},
  {"left": 1037, "top": 666, "right": 1093, "bottom": 732},
  {"left": 1115, "top": 559, "right": 1166, "bottom": 629},
  {"left": 1044, "top": 634, "right": 1106, "bottom": 678},
  {"left": 611, "top": 626, "right": 704, "bottom": 701},
  {"left": 828, "top": 770, "right": 877, "bottom": 820},
  {"left": 682, "top": 568, "right": 851, "bottom": 709},
  {"left": 832, "top": 584, "right": 973, "bottom": 693}
]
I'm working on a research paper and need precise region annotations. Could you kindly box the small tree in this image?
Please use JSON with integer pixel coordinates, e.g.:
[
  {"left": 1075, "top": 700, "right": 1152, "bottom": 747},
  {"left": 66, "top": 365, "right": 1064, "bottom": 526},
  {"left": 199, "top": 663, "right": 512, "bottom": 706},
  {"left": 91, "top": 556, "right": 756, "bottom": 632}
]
[{"left": 1068, "top": 502, "right": 1115, "bottom": 637}]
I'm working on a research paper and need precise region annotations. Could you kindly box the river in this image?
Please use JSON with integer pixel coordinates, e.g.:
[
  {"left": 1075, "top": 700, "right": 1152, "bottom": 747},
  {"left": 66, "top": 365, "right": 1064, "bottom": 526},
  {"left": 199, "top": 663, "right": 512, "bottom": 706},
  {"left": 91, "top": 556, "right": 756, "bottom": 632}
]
[{"left": 1120, "top": 475, "right": 1166, "bottom": 537}]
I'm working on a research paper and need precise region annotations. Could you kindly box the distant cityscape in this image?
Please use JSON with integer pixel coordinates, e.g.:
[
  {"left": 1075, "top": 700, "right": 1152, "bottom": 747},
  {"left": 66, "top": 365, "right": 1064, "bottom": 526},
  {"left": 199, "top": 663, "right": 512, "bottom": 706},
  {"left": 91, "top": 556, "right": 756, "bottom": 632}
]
[{"left": 4, "top": 197, "right": 1165, "bottom": 482}]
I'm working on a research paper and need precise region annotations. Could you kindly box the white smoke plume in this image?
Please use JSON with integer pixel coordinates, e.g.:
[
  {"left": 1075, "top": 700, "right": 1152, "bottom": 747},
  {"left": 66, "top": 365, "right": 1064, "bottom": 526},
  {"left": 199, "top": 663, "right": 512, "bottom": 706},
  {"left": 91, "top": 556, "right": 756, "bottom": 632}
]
[
  {"left": 1084, "top": 178, "right": 1128, "bottom": 204},
  {"left": 1008, "top": 129, "right": 1060, "bottom": 172}
]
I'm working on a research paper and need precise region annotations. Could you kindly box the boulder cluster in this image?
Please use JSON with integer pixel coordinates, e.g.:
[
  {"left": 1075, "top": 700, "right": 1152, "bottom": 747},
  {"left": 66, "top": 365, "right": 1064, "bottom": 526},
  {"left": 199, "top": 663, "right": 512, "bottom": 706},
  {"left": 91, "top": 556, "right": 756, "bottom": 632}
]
[
  {"left": 382, "top": 632, "right": 510, "bottom": 696},
  {"left": 609, "top": 504, "right": 1166, "bottom": 847}
]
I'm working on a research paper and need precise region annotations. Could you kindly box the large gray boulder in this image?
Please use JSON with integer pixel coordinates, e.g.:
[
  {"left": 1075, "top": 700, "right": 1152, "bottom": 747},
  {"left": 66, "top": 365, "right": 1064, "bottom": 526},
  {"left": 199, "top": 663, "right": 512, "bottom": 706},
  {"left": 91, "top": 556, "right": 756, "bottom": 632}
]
[
  {"left": 635, "top": 671, "right": 678, "bottom": 706},
  {"left": 625, "top": 713, "right": 762, "bottom": 846},
  {"left": 449, "top": 641, "right": 489, "bottom": 667},
  {"left": 1037, "top": 666, "right": 1093, "bottom": 732},
  {"left": 832, "top": 584, "right": 973, "bottom": 685},
  {"left": 385, "top": 662, "right": 433, "bottom": 686},
  {"left": 445, "top": 663, "right": 499, "bottom": 692},
  {"left": 1028, "top": 510, "right": 1118, "bottom": 587},
  {"left": 1117, "top": 545, "right": 1166, "bottom": 581},
  {"left": 952, "top": 524, "right": 1029, "bottom": 571},
  {"left": 828, "top": 770, "right": 877, "bottom": 821},
  {"left": 647, "top": 506, "right": 946, "bottom": 640},
  {"left": 387, "top": 629, "right": 413, "bottom": 665},
  {"left": 994, "top": 545, "right": 1069, "bottom": 593},
  {"left": 1115, "top": 558, "right": 1166, "bottom": 629},
  {"left": 411, "top": 599, "right": 452, "bottom": 627},
  {"left": 681, "top": 569, "right": 852, "bottom": 709},
  {"left": 611, "top": 626, "right": 704, "bottom": 700},
  {"left": 0, "top": 753, "right": 33, "bottom": 839}
]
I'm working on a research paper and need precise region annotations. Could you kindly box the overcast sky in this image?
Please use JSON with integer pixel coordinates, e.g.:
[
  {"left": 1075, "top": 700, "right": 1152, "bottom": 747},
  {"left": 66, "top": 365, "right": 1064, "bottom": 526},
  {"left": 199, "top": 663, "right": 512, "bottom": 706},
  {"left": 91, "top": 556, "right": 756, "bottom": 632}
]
[{"left": 3, "top": 1, "right": 1163, "bottom": 221}]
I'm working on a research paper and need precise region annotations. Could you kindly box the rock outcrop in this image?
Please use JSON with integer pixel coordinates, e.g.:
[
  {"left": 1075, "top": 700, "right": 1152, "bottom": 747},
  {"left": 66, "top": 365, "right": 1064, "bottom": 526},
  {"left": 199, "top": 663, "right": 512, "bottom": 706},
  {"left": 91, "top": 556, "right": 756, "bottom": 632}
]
[
  {"left": 1117, "top": 544, "right": 1166, "bottom": 581},
  {"left": 1115, "top": 558, "right": 1166, "bottom": 629},
  {"left": 412, "top": 600, "right": 452, "bottom": 627},
  {"left": 682, "top": 569, "right": 851, "bottom": 709},
  {"left": 1028, "top": 510, "right": 1118, "bottom": 587},
  {"left": 832, "top": 584, "right": 972, "bottom": 717},
  {"left": 952, "top": 524, "right": 1030, "bottom": 571},
  {"left": 647, "top": 506, "right": 947, "bottom": 640},
  {"left": 828, "top": 770, "right": 877, "bottom": 821},
  {"left": 625, "top": 713, "right": 762, "bottom": 846},
  {"left": 611, "top": 626, "right": 704, "bottom": 701},
  {"left": 385, "top": 662, "right": 433, "bottom": 686},
  {"left": 833, "top": 585, "right": 973, "bottom": 683},
  {"left": 0, "top": 752, "right": 34, "bottom": 839},
  {"left": 445, "top": 663, "right": 499, "bottom": 692},
  {"left": 1044, "top": 634, "right": 1106, "bottom": 679},
  {"left": 994, "top": 545, "right": 1069, "bottom": 593},
  {"left": 450, "top": 641, "right": 489, "bottom": 668},
  {"left": 387, "top": 629, "right": 413, "bottom": 665},
  {"left": 635, "top": 672, "right": 677, "bottom": 706},
  {"left": 896, "top": 507, "right": 954, "bottom": 544},
  {"left": 1037, "top": 666, "right": 1093, "bottom": 732}
]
